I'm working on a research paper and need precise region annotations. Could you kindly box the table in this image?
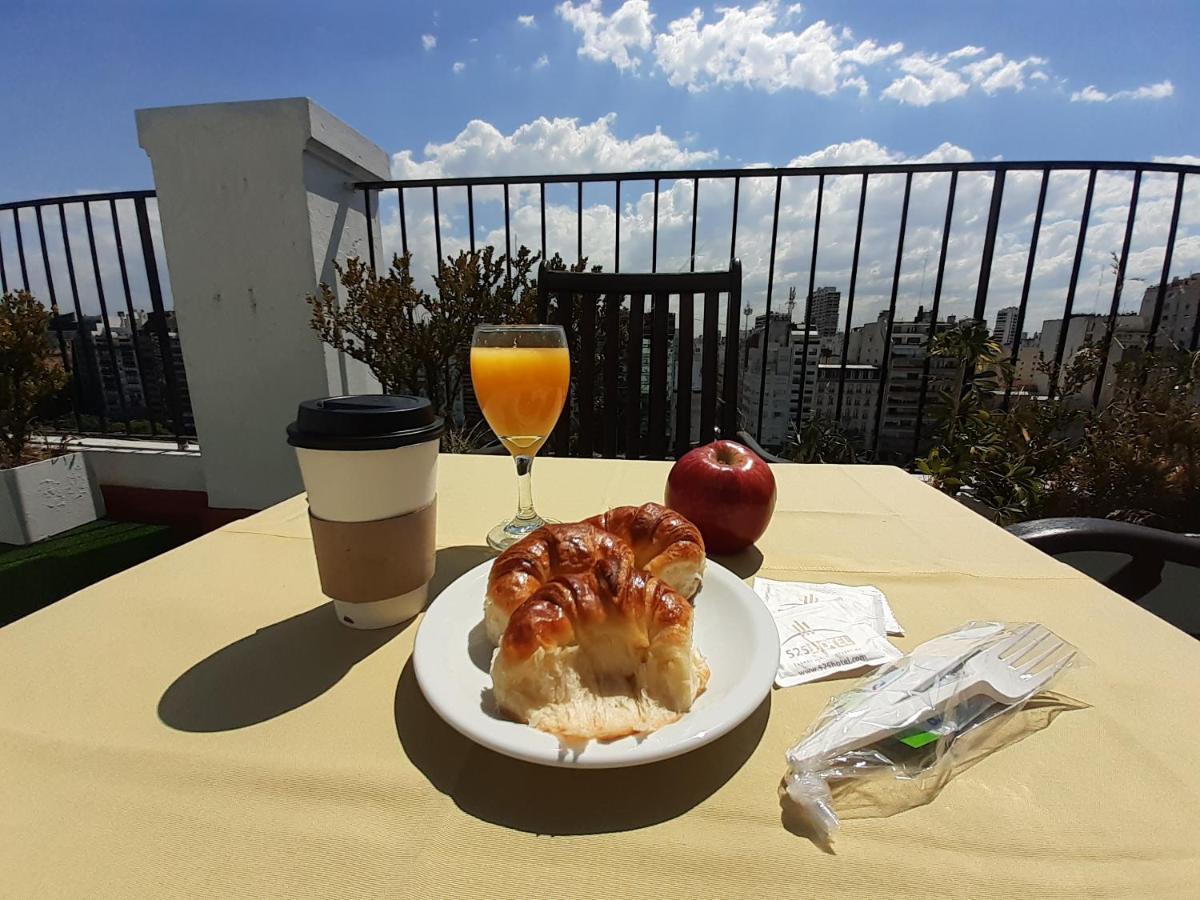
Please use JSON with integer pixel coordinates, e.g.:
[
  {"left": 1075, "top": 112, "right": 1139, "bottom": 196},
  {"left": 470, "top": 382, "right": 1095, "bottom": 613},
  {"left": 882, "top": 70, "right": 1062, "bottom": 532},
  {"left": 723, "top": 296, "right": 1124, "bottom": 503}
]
[{"left": 3, "top": 457, "right": 1199, "bottom": 898}]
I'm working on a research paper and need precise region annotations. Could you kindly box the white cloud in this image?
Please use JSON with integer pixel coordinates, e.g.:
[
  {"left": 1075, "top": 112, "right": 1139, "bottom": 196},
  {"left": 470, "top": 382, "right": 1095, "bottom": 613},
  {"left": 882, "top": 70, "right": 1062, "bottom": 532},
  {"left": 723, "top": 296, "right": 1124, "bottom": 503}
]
[
  {"left": 842, "top": 75, "right": 868, "bottom": 97},
  {"left": 652, "top": 2, "right": 902, "bottom": 94},
  {"left": 421, "top": 34, "right": 436, "bottom": 51},
  {"left": 782, "top": 137, "right": 972, "bottom": 168},
  {"left": 550, "top": 1, "right": 1177, "bottom": 111},
  {"left": 881, "top": 53, "right": 968, "bottom": 105},
  {"left": 517, "top": 14, "right": 536, "bottom": 27},
  {"left": 556, "top": 0, "right": 655, "bottom": 71},
  {"left": 1070, "top": 80, "right": 1174, "bottom": 103},
  {"left": 534, "top": 54, "right": 550, "bottom": 69},
  {"left": 452, "top": 61, "right": 465, "bottom": 74},
  {"left": 391, "top": 113, "right": 717, "bottom": 180},
  {"left": 961, "top": 52, "right": 1046, "bottom": 94},
  {"left": 1070, "top": 85, "right": 1106, "bottom": 103},
  {"left": 881, "top": 48, "right": 1046, "bottom": 105}
]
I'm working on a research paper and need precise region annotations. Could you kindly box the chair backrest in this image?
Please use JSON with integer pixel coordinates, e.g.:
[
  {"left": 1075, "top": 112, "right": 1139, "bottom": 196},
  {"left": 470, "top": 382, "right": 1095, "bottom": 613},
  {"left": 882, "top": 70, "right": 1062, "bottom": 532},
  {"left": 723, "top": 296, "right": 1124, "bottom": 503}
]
[{"left": 536, "top": 261, "right": 743, "bottom": 459}]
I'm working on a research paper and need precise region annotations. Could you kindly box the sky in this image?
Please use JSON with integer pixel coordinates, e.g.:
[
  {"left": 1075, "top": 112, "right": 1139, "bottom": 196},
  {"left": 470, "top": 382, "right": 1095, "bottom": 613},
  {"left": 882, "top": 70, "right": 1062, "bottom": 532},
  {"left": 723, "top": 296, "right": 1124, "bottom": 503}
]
[{"left": 1, "top": 0, "right": 1198, "bottom": 335}]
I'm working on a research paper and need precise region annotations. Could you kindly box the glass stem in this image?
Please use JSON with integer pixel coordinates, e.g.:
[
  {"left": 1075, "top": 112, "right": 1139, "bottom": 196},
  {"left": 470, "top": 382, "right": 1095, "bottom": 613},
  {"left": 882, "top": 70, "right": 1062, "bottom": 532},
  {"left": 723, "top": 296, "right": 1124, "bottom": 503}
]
[{"left": 514, "top": 455, "right": 536, "bottom": 520}]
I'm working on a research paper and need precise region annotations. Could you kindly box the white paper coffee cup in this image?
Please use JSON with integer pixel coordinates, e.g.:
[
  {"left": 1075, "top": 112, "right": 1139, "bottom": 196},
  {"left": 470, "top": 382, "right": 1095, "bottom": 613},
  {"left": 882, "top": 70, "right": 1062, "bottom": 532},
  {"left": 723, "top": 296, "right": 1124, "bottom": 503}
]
[
  {"left": 297, "top": 442, "right": 438, "bottom": 524},
  {"left": 288, "top": 395, "right": 445, "bottom": 629}
]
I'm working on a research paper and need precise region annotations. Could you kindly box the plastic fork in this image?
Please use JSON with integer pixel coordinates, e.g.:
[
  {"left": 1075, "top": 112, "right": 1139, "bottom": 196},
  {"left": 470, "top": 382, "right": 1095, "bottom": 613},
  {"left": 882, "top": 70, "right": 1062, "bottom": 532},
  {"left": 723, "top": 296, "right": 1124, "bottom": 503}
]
[
  {"left": 788, "top": 623, "right": 1075, "bottom": 768},
  {"left": 954, "top": 623, "right": 1075, "bottom": 703}
]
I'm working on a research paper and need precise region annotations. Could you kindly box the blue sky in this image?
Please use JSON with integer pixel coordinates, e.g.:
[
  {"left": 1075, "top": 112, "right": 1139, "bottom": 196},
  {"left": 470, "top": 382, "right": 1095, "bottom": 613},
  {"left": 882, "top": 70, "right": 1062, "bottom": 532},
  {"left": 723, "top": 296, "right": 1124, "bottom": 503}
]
[
  {"left": 1, "top": 0, "right": 1195, "bottom": 199},
  {"left": 2, "top": 1, "right": 1196, "bottom": 333}
]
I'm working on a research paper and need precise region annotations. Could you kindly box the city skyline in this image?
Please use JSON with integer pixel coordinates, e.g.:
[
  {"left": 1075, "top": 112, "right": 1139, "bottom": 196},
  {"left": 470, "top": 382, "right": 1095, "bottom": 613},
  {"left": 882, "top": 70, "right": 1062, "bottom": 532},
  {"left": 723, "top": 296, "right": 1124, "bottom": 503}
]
[
  {"left": 736, "top": 269, "right": 1199, "bottom": 452},
  {"left": 39, "top": 265, "right": 1198, "bottom": 458},
  {"left": 746, "top": 271, "right": 1198, "bottom": 349}
]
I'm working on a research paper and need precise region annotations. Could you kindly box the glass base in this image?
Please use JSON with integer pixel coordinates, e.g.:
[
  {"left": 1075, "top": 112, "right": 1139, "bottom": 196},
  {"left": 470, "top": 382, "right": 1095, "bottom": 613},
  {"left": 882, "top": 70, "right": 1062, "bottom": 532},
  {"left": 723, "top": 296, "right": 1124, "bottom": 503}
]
[{"left": 487, "top": 513, "right": 558, "bottom": 551}]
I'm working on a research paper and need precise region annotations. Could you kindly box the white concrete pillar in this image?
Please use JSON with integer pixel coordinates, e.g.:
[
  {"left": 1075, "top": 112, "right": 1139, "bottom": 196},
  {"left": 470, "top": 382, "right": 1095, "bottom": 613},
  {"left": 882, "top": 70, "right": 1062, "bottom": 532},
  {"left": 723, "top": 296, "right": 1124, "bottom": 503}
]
[{"left": 137, "top": 98, "right": 389, "bottom": 510}]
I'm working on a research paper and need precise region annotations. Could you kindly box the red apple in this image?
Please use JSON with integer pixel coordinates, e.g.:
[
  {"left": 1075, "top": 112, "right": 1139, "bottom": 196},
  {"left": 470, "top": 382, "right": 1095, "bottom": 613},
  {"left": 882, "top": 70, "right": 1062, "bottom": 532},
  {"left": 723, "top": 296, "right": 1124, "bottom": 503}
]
[{"left": 665, "top": 440, "right": 777, "bottom": 555}]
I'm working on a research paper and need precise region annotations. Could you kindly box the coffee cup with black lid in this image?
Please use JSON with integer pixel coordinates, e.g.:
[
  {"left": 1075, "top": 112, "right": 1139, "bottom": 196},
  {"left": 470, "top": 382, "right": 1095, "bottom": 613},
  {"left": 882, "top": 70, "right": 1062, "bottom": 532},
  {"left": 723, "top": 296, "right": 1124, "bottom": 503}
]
[{"left": 287, "top": 395, "right": 445, "bottom": 629}]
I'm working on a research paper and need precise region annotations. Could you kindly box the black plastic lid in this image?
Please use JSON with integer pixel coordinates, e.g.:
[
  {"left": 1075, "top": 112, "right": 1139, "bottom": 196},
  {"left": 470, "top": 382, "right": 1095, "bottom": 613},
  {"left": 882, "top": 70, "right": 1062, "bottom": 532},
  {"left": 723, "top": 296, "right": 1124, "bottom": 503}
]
[{"left": 287, "top": 395, "right": 445, "bottom": 451}]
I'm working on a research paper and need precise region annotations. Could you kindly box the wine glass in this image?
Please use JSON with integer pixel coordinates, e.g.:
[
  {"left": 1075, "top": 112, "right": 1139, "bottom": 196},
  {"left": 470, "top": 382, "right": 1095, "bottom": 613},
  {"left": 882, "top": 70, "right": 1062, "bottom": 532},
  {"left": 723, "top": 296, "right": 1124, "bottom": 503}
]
[{"left": 470, "top": 324, "right": 570, "bottom": 550}]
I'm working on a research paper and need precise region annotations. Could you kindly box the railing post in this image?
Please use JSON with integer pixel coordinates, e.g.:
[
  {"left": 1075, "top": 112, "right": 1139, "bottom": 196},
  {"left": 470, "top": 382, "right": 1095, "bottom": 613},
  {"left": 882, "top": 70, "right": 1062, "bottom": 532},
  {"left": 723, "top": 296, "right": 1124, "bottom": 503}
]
[
  {"left": 973, "top": 170, "right": 1006, "bottom": 322},
  {"left": 137, "top": 98, "right": 390, "bottom": 509}
]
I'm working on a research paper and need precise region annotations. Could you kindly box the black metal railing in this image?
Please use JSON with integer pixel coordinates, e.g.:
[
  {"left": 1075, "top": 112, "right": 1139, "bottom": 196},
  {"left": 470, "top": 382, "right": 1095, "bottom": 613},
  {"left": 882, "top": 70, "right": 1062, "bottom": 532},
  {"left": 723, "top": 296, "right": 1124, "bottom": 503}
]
[
  {"left": 0, "top": 190, "right": 192, "bottom": 443},
  {"left": 358, "top": 159, "right": 1200, "bottom": 461}
]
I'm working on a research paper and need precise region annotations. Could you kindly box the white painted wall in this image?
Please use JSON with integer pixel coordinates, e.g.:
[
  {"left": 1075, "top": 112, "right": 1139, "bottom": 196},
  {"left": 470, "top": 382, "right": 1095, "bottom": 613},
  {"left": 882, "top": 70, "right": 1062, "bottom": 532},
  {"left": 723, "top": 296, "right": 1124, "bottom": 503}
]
[
  {"left": 82, "top": 443, "right": 205, "bottom": 493},
  {"left": 137, "top": 98, "right": 389, "bottom": 510}
]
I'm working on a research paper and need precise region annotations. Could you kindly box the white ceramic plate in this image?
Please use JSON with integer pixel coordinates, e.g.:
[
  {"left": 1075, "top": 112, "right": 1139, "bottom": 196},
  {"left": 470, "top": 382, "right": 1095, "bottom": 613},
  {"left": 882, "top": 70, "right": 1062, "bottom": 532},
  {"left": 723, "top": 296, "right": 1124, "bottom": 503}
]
[{"left": 412, "top": 558, "right": 778, "bottom": 768}]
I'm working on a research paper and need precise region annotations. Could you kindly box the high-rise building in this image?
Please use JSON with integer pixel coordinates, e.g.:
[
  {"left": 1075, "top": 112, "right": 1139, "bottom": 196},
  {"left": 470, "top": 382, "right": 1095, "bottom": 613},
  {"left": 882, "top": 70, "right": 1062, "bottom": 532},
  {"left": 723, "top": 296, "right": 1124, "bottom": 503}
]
[
  {"left": 841, "top": 305, "right": 958, "bottom": 458},
  {"left": 788, "top": 326, "right": 821, "bottom": 433},
  {"left": 992, "top": 306, "right": 1020, "bottom": 347},
  {"left": 1011, "top": 345, "right": 1048, "bottom": 396},
  {"left": 1038, "top": 313, "right": 1145, "bottom": 369},
  {"left": 1037, "top": 312, "right": 1148, "bottom": 399},
  {"left": 1139, "top": 273, "right": 1200, "bottom": 350},
  {"left": 810, "top": 287, "right": 841, "bottom": 337},
  {"left": 741, "top": 320, "right": 794, "bottom": 448},
  {"left": 752, "top": 311, "right": 793, "bottom": 332},
  {"left": 739, "top": 315, "right": 819, "bottom": 450},
  {"left": 60, "top": 312, "right": 194, "bottom": 433},
  {"left": 812, "top": 364, "right": 881, "bottom": 443}
]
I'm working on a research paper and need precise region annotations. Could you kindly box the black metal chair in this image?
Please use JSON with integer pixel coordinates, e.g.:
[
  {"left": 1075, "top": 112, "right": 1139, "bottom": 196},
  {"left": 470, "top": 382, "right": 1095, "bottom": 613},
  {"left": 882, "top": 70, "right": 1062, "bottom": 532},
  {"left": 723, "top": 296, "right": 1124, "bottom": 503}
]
[
  {"left": 1007, "top": 517, "right": 1200, "bottom": 635},
  {"left": 736, "top": 430, "right": 788, "bottom": 463},
  {"left": 532, "top": 261, "right": 744, "bottom": 460}
]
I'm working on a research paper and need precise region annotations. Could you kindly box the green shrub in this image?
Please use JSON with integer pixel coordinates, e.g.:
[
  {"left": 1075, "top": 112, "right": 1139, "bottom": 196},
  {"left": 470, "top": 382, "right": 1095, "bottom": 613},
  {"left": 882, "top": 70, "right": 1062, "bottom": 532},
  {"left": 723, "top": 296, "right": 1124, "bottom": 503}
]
[
  {"left": 1, "top": 291, "right": 69, "bottom": 469},
  {"left": 915, "top": 319, "right": 1200, "bottom": 530},
  {"left": 307, "top": 247, "right": 540, "bottom": 418}
]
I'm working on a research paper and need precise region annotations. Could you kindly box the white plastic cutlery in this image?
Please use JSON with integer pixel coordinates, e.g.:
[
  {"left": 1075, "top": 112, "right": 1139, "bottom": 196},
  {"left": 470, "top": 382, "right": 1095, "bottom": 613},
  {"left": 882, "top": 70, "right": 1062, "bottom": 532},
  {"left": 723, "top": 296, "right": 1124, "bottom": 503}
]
[
  {"left": 783, "top": 621, "right": 1080, "bottom": 843},
  {"left": 788, "top": 622, "right": 1075, "bottom": 770}
]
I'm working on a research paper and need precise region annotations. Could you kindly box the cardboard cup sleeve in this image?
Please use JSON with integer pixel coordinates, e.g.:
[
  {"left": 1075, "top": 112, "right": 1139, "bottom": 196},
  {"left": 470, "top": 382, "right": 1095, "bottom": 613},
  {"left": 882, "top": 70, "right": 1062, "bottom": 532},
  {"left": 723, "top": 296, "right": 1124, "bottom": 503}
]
[{"left": 307, "top": 499, "right": 437, "bottom": 604}]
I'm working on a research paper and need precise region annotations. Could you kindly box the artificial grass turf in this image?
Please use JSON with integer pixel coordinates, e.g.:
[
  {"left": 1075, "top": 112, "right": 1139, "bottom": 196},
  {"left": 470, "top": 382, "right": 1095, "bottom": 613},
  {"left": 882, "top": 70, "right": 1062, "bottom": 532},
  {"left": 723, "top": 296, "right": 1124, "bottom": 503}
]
[{"left": 0, "top": 519, "right": 183, "bottom": 626}]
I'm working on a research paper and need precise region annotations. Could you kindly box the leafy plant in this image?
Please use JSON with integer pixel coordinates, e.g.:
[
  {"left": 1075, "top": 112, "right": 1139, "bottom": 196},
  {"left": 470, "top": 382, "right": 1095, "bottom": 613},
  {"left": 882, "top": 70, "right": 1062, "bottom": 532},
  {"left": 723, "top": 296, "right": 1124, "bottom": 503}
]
[
  {"left": 915, "top": 317, "right": 1200, "bottom": 530},
  {"left": 1041, "top": 350, "right": 1200, "bottom": 529},
  {"left": 917, "top": 323, "right": 1013, "bottom": 498},
  {"left": 915, "top": 321, "right": 1099, "bottom": 523},
  {"left": 0, "top": 291, "right": 70, "bottom": 469},
  {"left": 439, "top": 419, "right": 496, "bottom": 454},
  {"left": 307, "top": 246, "right": 540, "bottom": 418},
  {"left": 309, "top": 246, "right": 642, "bottom": 454},
  {"left": 786, "top": 415, "right": 863, "bottom": 464}
]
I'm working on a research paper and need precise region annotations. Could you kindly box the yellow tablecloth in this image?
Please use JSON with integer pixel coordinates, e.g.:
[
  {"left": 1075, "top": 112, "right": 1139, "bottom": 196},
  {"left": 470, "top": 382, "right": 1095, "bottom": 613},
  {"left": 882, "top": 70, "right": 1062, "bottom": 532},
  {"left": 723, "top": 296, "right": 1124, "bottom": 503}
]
[{"left": 3, "top": 457, "right": 1199, "bottom": 898}]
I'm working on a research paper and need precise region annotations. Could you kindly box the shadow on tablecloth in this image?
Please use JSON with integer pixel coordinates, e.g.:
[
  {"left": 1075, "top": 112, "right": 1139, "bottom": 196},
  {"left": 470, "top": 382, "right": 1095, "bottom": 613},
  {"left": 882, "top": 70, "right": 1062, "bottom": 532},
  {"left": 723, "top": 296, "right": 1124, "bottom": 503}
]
[
  {"left": 394, "top": 656, "right": 770, "bottom": 835},
  {"left": 710, "top": 545, "right": 764, "bottom": 580},
  {"left": 156, "top": 546, "right": 492, "bottom": 733},
  {"left": 157, "top": 602, "right": 407, "bottom": 731}
]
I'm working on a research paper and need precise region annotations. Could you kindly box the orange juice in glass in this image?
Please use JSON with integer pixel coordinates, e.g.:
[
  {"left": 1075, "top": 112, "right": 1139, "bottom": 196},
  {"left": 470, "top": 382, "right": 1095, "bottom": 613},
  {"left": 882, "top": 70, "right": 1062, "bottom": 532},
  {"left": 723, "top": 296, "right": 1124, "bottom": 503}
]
[{"left": 470, "top": 325, "right": 569, "bottom": 549}]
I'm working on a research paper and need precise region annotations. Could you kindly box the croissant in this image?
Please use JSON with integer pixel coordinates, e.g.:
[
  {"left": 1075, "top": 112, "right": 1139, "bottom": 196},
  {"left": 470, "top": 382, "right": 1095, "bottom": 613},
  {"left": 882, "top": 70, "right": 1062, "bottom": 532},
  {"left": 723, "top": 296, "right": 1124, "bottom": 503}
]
[
  {"left": 485, "top": 505, "right": 705, "bottom": 644},
  {"left": 484, "top": 523, "right": 633, "bottom": 644},
  {"left": 491, "top": 560, "right": 710, "bottom": 740},
  {"left": 585, "top": 503, "right": 705, "bottom": 599}
]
